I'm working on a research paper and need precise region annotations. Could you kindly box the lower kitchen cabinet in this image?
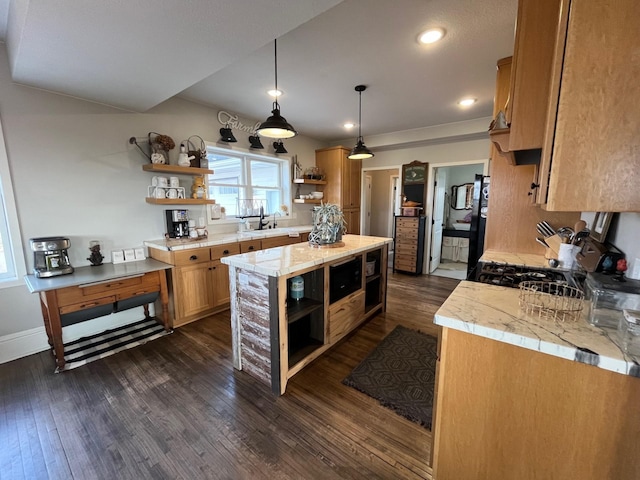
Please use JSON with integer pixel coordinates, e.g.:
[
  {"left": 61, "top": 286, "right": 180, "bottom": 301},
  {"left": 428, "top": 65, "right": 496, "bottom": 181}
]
[
  {"left": 149, "top": 234, "right": 306, "bottom": 327},
  {"left": 393, "top": 216, "right": 426, "bottom": 274},
  {"left": 149, "top": 243, "right": 241, "bottom": 327}
]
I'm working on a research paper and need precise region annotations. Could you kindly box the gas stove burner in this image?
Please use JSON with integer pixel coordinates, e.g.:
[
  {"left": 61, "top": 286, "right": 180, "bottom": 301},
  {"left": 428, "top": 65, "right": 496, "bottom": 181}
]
[{"left": 474, "top": 261, "right": 572, "bottom": 289}]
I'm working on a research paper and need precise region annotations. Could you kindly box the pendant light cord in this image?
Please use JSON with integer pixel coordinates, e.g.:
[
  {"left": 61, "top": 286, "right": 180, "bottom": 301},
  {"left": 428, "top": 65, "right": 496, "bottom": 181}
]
[
  {"left": 273, "top": 39, "right": 279, "bottom": 111},
  {"left": 358, "top": 89, "right": 362, "bottom": 141}
]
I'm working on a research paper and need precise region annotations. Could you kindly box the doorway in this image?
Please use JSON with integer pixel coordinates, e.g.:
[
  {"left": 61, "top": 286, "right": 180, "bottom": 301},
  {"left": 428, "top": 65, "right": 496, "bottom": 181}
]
[{"left": 425, "top": 161, "right": 488, "bottom": 280}]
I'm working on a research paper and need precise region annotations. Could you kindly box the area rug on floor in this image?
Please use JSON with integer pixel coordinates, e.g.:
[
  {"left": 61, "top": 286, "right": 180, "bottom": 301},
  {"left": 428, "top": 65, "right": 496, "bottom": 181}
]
[
  {"left": 342, "top": 325, "right": 437, "bottom": 429},
  {"left": 57, "top": 318, "right": 171, "bottom": 372}
]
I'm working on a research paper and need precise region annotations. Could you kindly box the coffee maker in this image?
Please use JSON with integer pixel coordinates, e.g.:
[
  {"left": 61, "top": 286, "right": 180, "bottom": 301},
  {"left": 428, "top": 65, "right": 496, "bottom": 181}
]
[
  {"left": 165, "top": 209, "right": 190, "bottom": 238},
  {"left": 30, "top": 237, "right": 74, "bottom": 278}
]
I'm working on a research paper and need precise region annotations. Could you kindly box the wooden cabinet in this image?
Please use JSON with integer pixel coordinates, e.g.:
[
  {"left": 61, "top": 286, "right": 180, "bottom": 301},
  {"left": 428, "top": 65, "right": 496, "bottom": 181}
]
[
  {"left": 485, "top": 57, "right": 579, "bottom": 254},
  {"left": 393, "top": 216, "right": 426, "bottom": 274},
  {"left": 239, "top": 239, "right": 261, "bottom": 253},
  {"left": 149, "top": 242, "right": 241, "bottom": 326},
  {"left": 537, "top": 0, "right": 640, "bottom": 211},
  {"left": 315, "top": 146, "right": 362, "bottom": 234},
  {"left": 506, "top": 0, "right": 562, "bottom": 152},
  {"left": 149, "top": 235, "right": 305, "bottom": 326},
  {"left": 433, "top": 328, "right": 640, "bottom": 479},
  {"left": 261, "top": 235, "right": 301, "bottom": 250}
]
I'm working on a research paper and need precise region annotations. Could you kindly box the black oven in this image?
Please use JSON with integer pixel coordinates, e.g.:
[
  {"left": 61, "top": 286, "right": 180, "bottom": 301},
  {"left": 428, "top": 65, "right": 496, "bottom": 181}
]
[{"left": 329, "top": 256, "right": 362, "bottom": 304}]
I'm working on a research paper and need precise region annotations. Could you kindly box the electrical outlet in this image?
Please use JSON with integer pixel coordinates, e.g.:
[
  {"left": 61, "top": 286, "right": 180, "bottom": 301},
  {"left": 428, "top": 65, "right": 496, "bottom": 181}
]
[{"left": 631, "top": 258, "right": 640, "bottom": 280}]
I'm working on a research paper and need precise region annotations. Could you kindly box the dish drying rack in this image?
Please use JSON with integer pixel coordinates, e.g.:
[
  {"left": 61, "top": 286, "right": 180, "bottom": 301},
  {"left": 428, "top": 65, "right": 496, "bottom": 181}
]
[
  {"left": 519, "top": 281, "right": 585, "bottom": 322},
  {"left": 235, "top": 199, "right": 265, "bottom": 218}
]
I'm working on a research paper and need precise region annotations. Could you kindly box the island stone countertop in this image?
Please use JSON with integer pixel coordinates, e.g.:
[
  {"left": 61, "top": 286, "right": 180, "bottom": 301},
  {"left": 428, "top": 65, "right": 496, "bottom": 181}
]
[
  {"left": 144, "top": 225, "right": 313, "bottom": 252},
  {"left": 221, "top": 234, "right": 393, "bottom": 277},
  {"left": 435, "top": 280, "right": 639, "bottom": 377}
]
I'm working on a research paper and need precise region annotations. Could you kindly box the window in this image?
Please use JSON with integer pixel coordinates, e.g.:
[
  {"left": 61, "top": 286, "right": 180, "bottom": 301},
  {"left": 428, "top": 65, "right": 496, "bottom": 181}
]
[
  {"left": 0, "top": 118, "right": 27, "bottom": 287},
  {"left": 205, "top": 146, "right": 291, "bottom": 218}
]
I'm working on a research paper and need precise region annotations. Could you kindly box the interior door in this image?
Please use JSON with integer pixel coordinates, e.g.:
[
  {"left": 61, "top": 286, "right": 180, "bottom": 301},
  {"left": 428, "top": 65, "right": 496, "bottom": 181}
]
[
  {"left": 430, "top": 168, "right": 447, "bottom": 272},
  {"left": 364, "top": 174, "right": 372, "bottom": 235}
]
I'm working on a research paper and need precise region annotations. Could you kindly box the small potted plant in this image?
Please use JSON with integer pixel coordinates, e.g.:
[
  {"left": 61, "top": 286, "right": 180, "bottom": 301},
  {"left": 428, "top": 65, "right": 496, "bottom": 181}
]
[{"left": 308, "top": 203, "right": 346, "bottom": 246}]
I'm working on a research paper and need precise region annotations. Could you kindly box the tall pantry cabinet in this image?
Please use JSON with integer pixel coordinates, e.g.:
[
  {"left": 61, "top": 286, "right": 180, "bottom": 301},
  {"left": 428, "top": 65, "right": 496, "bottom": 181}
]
[{"left": 315, "top": 146, "right": 361, "bottom": 234}]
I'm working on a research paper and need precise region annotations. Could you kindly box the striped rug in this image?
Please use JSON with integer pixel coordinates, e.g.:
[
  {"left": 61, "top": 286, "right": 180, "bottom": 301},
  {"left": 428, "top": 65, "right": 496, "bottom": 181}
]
[{"left": 57, "top": 318, "right": 172, "bottom": 372}]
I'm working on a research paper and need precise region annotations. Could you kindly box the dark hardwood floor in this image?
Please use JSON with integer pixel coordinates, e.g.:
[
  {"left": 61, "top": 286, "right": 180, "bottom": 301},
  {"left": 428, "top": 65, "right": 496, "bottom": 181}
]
[{"left": 0, "top": 272, "right": 459, "bottom": 480}]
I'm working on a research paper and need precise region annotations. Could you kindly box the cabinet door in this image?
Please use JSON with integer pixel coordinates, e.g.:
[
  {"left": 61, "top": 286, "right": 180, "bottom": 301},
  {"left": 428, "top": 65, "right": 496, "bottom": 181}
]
[
  {"left": 211, "top": 260, "right": 231, "bottom": 307},
  {"left": 507, "top": 0, "right": 562, "bottom": 151},
  {"left": 173, "top": 263, "right": 215, "bottom": 324},
  {"left": 541, "top": 0, "right": 640, "bottom": 211},
  {"left": 343, "top": 157, "right": 361, "bottom": 208},
  {"left": 343, "top": 208, "right": 360, "bottom": 235},
  {"left": 316, "top": 146, "right": 346, "bottom": 206}
]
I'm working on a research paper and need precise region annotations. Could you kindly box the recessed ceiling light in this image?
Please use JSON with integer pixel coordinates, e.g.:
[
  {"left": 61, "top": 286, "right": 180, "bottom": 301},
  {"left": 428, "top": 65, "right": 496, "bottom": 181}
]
[
  {"left": 458, "top": 97, "right": 477, "bottom": 107},
  {"left": 344, "top": 122, "right": 355, "bottom": 129},
  {"left": 418, "top": 28, "right": 446, "bottom": 45},
  {"left": 267, "top": 89, "right": 282, "bottom": 97}
]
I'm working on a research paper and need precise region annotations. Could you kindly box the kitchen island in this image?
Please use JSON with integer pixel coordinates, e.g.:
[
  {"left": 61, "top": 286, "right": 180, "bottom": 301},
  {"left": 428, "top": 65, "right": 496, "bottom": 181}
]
[
  {"left": 432, "top": 280, "right": 640, "bottom": 479},
  {"left": 221, "top": 234, "right": 392, "bottom": 395}
]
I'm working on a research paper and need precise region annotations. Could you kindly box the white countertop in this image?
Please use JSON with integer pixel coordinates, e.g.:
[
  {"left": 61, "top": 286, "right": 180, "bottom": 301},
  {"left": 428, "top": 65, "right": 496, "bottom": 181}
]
[
  {"left": 24, "top": 258, "right": 172, "bottom": 293},
  {"left": 435, "top": 280, "right": 639, "bottom": 378},
  {"left": 144, "top": 226, "right": 313, "bottom": 252},
  {"left": 221, "top": 234, "right": 393, "bottom": 277}
]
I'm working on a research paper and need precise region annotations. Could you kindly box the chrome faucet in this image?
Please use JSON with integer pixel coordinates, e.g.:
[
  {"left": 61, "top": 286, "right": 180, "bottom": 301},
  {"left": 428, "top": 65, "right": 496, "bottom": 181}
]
[{"left": 258, "top": 206, "right": 269, "bottom": 230}]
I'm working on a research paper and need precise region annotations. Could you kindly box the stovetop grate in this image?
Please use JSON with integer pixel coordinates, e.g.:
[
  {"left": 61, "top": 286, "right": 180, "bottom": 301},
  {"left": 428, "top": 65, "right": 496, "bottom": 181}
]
[{"left": 475, "top": 262, "right": 571, "bottom": 288}]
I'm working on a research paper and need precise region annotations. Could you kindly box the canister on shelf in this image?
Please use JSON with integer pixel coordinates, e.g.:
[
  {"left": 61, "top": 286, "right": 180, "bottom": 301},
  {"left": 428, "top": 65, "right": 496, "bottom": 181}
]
[{"left": 290, "top": 275, "right": 304, "bottom": 301}]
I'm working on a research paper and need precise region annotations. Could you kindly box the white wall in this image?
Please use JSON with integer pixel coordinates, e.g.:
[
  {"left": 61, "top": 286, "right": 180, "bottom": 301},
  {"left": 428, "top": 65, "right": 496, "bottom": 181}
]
[{"left": 0, "top": 45, "right": 327, "bottom": 345}]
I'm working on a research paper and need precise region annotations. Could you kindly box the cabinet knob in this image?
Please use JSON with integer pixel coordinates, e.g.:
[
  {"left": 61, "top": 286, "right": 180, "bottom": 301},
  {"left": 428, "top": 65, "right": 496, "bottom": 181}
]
[
  {"left": 249, "top": 246, "right": 254, "bottom": 251},
  {"left": 530, "top": 182, "right": 540, "bottom": 190},
  {"left": 223, "top": 249, "right": 229, "bottom": 254},
  {"left": 190, "top": 255, "right": 198, "bottom": 261}
]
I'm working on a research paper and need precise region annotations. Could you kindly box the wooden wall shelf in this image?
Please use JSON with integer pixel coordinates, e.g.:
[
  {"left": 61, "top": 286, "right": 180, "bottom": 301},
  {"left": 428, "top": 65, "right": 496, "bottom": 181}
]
[
  {"left": 293, "top": 198, "right": 322, "bottom": 205},
  {"left": 142, "top": 164, "right": 214, "bottom": 175},
  {"left": 145, "top": 198, "right": 216, "bottom": 205},
  {"left": 293, "top": 178, "right": 327, "bottom": 185}
]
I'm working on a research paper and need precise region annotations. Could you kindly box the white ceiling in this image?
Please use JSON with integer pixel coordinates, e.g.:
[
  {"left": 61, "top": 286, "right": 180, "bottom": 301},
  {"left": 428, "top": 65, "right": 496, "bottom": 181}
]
[{"left": 0, "top": 0, "right": 517, "bottom": 142}]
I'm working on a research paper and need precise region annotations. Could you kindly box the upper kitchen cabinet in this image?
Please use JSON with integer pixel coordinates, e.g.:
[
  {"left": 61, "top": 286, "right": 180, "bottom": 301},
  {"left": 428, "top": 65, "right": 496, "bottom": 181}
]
[
  {"left": 505, "top": 0, "right": 562, "bottom": 152},
  {"left": 315, "top": 146, "right": 361, "bottom": 234},
  {"left": 537, "top": 0, "right": 640, "bottom": 211}
]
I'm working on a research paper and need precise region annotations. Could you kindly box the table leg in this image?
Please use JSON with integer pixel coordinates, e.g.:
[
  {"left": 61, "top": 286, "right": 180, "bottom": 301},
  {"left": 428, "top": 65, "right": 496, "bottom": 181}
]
[
  {"left": 39, "top": 293, "right": 53, "bottom": 348},
  {"left": 158, "top": 269, "right": 172, "bottom": 330},
  {"left": 143, "top": 303, "right": 150, "bottom": 318},
  {"left": 43, "top": 291, "right": 65, "bottom": 372}
]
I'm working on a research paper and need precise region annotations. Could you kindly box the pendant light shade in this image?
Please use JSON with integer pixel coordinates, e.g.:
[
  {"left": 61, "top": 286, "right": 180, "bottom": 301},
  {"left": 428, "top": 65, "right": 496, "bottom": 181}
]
[
  {"left": 257, "top": 39, "right": 297, "bottom": 139},
  {"left": 348, "top": 85, "right": 374, "bottom": 160}
]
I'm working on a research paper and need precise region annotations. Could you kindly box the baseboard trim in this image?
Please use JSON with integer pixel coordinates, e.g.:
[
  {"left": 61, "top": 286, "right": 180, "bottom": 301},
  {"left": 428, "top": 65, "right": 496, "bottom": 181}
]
[
  {"left": 0, "top": 306, "right": 156, "bottom": 365},
  {"left": 0, "top": 327, "right": 49, "bottom": 364}
]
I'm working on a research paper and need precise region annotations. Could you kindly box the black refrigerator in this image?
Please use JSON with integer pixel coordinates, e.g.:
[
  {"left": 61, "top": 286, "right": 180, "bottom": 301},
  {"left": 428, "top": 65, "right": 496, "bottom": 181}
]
[{"left": 466, "top": 174, "right": 490, "bottom": 279}]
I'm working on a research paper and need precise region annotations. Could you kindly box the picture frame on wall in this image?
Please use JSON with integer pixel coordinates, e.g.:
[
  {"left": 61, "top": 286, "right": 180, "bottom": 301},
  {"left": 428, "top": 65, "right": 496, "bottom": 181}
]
[{"left": 590, "top": 212, "right": 613, "bottom": 243}]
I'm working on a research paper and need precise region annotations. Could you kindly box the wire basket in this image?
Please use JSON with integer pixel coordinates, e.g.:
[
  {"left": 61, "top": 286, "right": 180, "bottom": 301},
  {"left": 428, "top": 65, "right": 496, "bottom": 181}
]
[{"left": 519, "top": 281, "right": 585, "bottom": 322}]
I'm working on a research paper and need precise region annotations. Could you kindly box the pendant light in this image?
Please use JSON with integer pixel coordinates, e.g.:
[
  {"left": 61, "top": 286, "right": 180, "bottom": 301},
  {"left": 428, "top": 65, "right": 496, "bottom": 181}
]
[
  {"left": 348, "top": 85, "right": 374, "bottom": 160},
  {"left": 257, "top": 39, "right": 297, "bottom": 139}
]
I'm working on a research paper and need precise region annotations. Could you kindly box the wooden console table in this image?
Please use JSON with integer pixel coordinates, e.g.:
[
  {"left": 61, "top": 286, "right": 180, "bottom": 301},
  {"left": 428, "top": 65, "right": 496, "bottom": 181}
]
[{"left": 25, "top": 259, "right": 172, "bottom": 372}]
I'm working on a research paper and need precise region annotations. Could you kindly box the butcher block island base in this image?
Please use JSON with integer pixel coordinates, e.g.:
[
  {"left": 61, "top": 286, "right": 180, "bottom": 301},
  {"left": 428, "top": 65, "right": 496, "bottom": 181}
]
[{"left": 222, "top": 235, "right": 392, "bottom": 395}]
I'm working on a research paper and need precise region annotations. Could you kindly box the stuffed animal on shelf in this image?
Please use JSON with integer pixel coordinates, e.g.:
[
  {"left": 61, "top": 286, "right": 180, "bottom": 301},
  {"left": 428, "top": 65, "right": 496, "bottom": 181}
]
[{"left": 191, "top": 176, "right": 207, "bottom": 199}]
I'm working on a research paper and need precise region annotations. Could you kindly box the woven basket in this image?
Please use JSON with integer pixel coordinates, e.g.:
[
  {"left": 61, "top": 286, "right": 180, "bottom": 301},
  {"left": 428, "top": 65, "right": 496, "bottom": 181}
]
[{"left": 519, "top": 281, "right": 584, "bottom": 322}]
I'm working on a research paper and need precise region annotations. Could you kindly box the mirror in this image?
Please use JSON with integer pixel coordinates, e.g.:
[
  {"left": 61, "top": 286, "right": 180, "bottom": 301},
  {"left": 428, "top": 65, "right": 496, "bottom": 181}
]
[{"left": 450, "top": 183, "right": 474, "bottom": 210}]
